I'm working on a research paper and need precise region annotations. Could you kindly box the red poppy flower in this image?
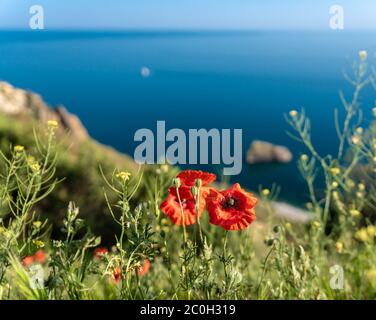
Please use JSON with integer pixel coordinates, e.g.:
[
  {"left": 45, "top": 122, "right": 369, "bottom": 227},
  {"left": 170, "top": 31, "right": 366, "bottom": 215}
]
[
  {"left": 22, "top": 256, "right": 34, "bottom": 267},
  {"left": 93, "top": 247, "right": 108, "bottom": 260},
  {"left": 112, "top": 266, "right": 122, "bottom": 283},
  {"left": 161, "top": 170, "right": 215, "bottom": 226},
  {"left": 33, "top": 250, "right": 46, "bottom": 264},
  {"left": 137, "top": 259, "right": 151, "bottom": 277},
  {"left": 177, "top": 170, "right": 216, "bottom": 186},
  {"left": 206, "top": 183, "right": 257, "bottom": 231},
  {"left": 21, "top": 250, "right": 46, "bottom": 266},
  {"left": 161, "top": 191, "right": 206, "bottom": 225}
]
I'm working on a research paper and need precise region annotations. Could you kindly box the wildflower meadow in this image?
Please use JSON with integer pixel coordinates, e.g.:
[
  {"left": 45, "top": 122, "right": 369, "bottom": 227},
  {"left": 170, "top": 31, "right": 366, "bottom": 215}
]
[{"left": 0, "top": 53, "right": 375, "bottom": 301}]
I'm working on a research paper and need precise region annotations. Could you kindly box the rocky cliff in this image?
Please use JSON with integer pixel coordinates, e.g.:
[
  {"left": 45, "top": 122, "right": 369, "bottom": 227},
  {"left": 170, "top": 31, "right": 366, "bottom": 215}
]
[
  {"left": 0, "top": 81, "right": 137, "bottom": 167},
  {"left": 0, "top": 81, "right": 138, "bottom": 241},
  {"left": 0, "top": 81, "right": 88, "bottom": 142}
]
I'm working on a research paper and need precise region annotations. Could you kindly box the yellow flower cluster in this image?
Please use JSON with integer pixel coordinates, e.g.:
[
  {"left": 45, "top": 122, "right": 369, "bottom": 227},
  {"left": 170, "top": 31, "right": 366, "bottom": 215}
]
[
  {"left": 355, "top": 225, "right": 376, "bottom": 242},
  {"left": 156, "top": 164, "right": 169, "bottom": 175},
  {"left": 335, "top": 242, "right": 343, "bottom": 253},
  {"left": 14, "top": 145, "right": 24, "bottom": 153},
  {"left": 27, "top": 156, "right": 41, "bottom": 173},
  {"left": 116, "top": 171, "right": 131, "bottom": 182},
  {"left": 47, "top": 120, "right": 59, "bottom": 128},
  {"left": 329, "top": 167, "right": 341, "bottom": 176},
  {"left": 350, "top": 209, "right": 361, "bottom": 217},
  {"left": 312, "top": 221, "right": 321, "bottom": 229},
  {"left": 359, "top": 50, "right": 367, "bottom": 61},
  {"left": 32, "top": 239, "right": 45, "bottom": 248},
  {"left": 33, "top": 221, "right": 42, "bottom": 229},
  {"left": 351, "top": 135, "right": 360, "bottom": 145}
]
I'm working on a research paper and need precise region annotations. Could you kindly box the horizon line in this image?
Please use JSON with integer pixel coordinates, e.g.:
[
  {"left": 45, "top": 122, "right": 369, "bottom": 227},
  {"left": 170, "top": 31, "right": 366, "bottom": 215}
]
[{"left": 1, "top": 27, "right": 376, "bottom": 33}]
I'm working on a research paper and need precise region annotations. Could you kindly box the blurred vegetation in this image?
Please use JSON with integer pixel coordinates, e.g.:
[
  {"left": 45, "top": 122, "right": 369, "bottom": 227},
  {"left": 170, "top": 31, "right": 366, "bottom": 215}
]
[{"left": 0, "top": 114, "right": 144, "bottom": 242}]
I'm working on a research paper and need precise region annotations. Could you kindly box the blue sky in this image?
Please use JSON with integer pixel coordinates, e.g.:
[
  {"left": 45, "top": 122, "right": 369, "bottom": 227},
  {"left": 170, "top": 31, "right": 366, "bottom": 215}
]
[{"left": 1, "top": 0, "right": 375, "bottom": 30}]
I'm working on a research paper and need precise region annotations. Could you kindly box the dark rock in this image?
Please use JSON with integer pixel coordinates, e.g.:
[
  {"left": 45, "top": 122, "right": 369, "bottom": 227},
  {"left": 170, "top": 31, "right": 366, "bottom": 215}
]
[{"left": 247, "top": 140, "right": 293, "bottom": 164}]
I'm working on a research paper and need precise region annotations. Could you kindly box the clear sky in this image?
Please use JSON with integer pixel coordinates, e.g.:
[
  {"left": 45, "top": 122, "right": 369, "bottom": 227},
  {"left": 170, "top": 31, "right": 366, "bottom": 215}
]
[{"left": 1, "top": 0, "right": 376, "bottom": 30}]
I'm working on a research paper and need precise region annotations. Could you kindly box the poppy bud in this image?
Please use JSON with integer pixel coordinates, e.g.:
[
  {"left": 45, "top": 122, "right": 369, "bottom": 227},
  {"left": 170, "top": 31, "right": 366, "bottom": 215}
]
[
  {"left": 172, "top": 178, "right": 181, "bottom": 188},
  {"left": 195, "top": 178, "right": 202, "bottom": 188},
  {"left": 191, "top": 186, "right": 198, "bottom": 197}
]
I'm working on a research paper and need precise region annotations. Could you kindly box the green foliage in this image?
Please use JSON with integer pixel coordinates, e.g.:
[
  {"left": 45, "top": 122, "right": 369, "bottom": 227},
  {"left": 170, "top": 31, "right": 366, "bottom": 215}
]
[{"left": 0, "top": 114, "right": 137, "bottom": 242}]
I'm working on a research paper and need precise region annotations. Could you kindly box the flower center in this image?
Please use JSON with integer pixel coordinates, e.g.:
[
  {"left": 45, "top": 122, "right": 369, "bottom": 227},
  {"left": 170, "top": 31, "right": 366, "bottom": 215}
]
[
  {"left": 175, "top": 198, "right": 188, "bottom": 209},
  {"left": 223, "top": 197, "right": 237, "bottom": 209}
]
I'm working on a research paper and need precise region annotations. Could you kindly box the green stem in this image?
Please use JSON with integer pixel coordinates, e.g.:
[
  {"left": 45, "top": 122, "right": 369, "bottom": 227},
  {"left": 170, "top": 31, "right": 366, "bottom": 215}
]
[{"left": 175, "top": 186, "right": 187, "bottom": 244}]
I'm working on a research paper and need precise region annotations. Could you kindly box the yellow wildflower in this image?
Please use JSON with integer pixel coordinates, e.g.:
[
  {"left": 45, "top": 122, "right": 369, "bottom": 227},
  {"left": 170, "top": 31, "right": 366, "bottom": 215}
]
[
  {"left": 359, "top": 50, "right": 367, "bottom": 61},
  {"left": 351, "top": 135, "right": 360, "bottom": 145},
  {"left": 47, "top": 120, "right": 59, "bottom": 128},
  {"left": 27, "top": 156, "right": 35, "bottom": 164},
  {"left": 355, "top": 228, "right": 369, "bottom": 242},
  {"left": 358, "top": 183, "right": 365, "bottom": 191},
  {"left": 261, "top": 189, "right": 270, "bottom": 197},
  {"left": 33, "top": 221, "right": 42, "bottom": 229},
  {"left": 330, "top": 167, "right": 340, "bottom": 176},
  {"left": 312, "top": 221, "right": 321, "bottom": 228},
  {"left": 14, "top": 145, "right": 24, "bottom": 153},
  {"left": 30, "top": 162, "right": 41, "bottom": 173},
  {"left": 160, "top": 164, "right": 169, "bottom": 173},
  {"left": 331, "top": 181, "right": 338, "bottom": 189},
  {"left": 355, "top": 127, "right": 363, "bottom": 135},
  {"left": 350, "top": 209, "right": 361, "bottom": 217},
  {"left": 300, "top": 154, "right": 308, "bottom": 162},
  {"left": 116, "top": 171, "right": 131, "bottom": 182},
  {"left": 335, "top": 242, "right": 343, "bottom": 253},
  {"left": 366, "top": 225, "right": 376, "bottom": 237},
  {"left": 32, "top": 239, "right": 45, "bottom": 248},
  {"left": 289, "top": 110, "right": 298, "bottom": 118}
]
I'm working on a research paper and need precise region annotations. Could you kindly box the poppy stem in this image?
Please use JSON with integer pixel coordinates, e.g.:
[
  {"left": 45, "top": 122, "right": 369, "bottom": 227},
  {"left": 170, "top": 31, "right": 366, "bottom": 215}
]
[
  {"left": 175, "top": 186, "right": 187, "bottom": 244},
  {"left": 223, "top": 230, "right": 229, "bottom": 279},
  {"left": 193, "top": 187, "right": 203, "bottom": 254}
]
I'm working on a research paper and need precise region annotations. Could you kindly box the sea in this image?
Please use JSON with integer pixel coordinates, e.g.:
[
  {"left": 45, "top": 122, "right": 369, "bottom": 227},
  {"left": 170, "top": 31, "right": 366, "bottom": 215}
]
[{"left": 0, "top": 30, "right": 375, "bottom": 204}]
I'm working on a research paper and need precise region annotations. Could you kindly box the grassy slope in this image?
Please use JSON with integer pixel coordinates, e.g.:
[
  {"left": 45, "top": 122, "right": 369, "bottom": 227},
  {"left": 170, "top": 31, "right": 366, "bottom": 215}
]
[{"left": 0, "top": 113, "right": 139, "bottom": 241}]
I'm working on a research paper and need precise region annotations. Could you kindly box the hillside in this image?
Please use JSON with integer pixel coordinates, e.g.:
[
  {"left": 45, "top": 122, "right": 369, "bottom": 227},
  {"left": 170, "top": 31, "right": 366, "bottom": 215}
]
[{"left": 0, "top": 82, "right": 139, "bottom": 240}]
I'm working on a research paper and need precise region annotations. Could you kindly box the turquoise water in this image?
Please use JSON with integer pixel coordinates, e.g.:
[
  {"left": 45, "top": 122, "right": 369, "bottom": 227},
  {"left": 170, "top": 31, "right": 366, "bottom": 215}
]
[{"left": 0, "top": 30, "right": 375, "bottom": 204}]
